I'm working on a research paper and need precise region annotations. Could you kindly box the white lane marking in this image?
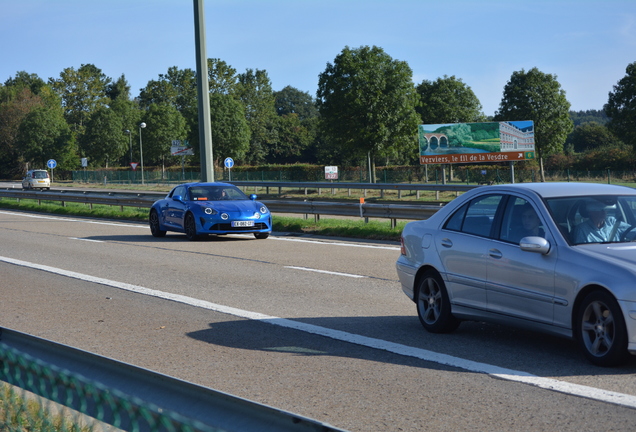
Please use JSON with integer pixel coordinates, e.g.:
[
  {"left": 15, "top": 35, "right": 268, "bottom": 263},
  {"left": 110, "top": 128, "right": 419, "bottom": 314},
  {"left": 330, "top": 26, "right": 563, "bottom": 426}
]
[
  {"left": 284, "top": 266, "right": 366, "bottom": 278},
  {"left": 268, "top": 235, "right": 400, "bottom": 251},
  {"left": 2, "top": 255, "right": 636, "bottom": 410},
  {"left": 0, "top": 210, "right": 399, "bottom": 250},
  {"left": 69, "top": 237, "right": 104, "bottom": 243},
  {"left": 0, "top": 210, "right": 144, "bottom": 228}
]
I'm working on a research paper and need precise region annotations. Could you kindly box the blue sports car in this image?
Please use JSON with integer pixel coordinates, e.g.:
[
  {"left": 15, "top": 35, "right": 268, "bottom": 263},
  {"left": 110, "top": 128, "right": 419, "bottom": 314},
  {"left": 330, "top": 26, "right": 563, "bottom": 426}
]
[{"left": 149, "top": 182, "right": 272, "bottom": 240}]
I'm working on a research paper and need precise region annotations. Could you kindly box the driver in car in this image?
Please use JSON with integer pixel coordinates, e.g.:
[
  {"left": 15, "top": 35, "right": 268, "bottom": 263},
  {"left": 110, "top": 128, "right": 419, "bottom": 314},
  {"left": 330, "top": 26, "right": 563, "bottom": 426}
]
[{"left": 574, "top": 201, "right": 631, "bottom": 243}]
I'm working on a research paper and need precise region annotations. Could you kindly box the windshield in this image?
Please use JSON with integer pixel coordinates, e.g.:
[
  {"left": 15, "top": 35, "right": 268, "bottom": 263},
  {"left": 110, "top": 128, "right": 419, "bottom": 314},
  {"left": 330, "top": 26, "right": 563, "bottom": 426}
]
[
  {"left": 32, "top": 171, "right": 48, "bottom": 179},
  {"left": 545, "top": 195, "right": 636, "bottom": 244},
  {"left": 187, "top": 185, "right": 249, "bottom": 201}
]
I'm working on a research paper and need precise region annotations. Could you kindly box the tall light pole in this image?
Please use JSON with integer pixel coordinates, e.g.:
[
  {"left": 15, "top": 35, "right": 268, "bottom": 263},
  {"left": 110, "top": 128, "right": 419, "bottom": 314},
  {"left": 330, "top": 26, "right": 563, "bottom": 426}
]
[
  {"left": 194, "top": 0, "right": 214, "bottom": 182},
  {"left": 139, "top": 122, "right": 146, "bottom": 185}
]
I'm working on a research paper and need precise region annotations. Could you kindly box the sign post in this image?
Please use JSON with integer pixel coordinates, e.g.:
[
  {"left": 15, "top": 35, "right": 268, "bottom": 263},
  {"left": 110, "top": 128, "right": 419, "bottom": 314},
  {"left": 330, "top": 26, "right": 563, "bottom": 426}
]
[
  {"left": 325, "top": 166, "right": 338, "bottom": 180},
  {"left": 224, "top": 157, "right": 234, "bottom": 181},
  {"left": 47, "top": 159, "right": 57, "bottom": 182}
]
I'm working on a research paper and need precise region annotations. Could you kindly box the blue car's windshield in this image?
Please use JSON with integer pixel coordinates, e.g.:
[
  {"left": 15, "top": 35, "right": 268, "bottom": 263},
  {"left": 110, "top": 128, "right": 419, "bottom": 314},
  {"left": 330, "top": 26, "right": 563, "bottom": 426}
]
[
  {"left": 188, "top": 186, "right": 248, "bottom": 201},
  {"left": 545, "top": 195, "right": 636, "bottom": 244}
]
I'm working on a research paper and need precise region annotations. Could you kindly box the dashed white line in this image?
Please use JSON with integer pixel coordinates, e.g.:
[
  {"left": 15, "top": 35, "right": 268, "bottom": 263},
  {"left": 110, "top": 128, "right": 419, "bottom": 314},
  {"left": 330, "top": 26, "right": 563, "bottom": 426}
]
[
  {"left": 284, "top": 266, "right": 366, "bottom": 278},
  {"left": 2, "top": 254, "right": 636, "bottom": 410}
]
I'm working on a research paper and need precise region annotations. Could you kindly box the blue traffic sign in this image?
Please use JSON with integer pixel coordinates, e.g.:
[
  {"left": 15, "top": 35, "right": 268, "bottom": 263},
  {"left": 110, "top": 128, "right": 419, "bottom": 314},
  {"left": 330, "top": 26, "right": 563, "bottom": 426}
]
[
  {"left": 47, "top": 159, "right": 57, "bottom": 169},
  {"left": 224, "top": 157, "right": 234, "bottom": 168}
]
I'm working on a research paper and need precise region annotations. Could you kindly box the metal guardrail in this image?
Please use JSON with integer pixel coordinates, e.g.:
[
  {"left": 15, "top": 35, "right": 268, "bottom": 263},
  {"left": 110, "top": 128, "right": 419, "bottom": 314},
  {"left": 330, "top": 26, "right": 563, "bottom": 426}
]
[
  {"left": 0, "top": 327, "right": 347, "bottom": 432},
  {"left": 0, "top": 183, "right": 464, "bottom": 222},
  {"left": 230, "top": 181, "right": 476, "bottom": 193}
]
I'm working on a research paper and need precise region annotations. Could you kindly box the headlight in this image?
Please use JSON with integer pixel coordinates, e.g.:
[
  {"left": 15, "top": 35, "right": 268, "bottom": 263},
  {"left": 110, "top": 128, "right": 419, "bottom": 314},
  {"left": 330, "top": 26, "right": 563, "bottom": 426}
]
[
  {"left": 260, "top": 206, "right": 268, "bottom": 214},
  {"left": 204, "top": 207, "right": 217, "bottom": 215},
  {"left": 221, "top": 213, "right": 229, "bottom": 220},
  {"left": 253, "top": 212, "right": 261, "bottom": 219}
]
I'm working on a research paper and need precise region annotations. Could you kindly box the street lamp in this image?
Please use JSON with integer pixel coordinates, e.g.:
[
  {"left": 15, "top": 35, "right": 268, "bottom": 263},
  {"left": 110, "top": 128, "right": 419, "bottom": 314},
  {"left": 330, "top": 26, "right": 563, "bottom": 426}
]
[{"left": 139, "top": 122, "right": 146, "bottom": 185}]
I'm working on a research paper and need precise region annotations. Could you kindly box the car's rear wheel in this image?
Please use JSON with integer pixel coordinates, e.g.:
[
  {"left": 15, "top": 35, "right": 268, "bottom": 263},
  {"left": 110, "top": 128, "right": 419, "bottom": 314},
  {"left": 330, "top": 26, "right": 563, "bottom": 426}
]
[
  {"left": 416, "top": 270, "right": 460, "bottom": 333},
  {"left": 184, "top": 213, "right": 200, "bottom": 241},
  {"left": 254, "top": 232, "right": 269, "bottom": 239},
  {"left": 149, "top": 209, "right": 166, "bottom": 237},
  {"left": 576, "top": 290, "right": 628, "bottom": 366}
]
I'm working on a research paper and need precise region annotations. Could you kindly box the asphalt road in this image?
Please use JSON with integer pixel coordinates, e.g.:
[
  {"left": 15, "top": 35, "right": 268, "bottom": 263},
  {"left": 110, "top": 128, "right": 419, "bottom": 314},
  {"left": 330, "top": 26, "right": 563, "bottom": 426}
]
[{"left": 1, "top": 208, "right": 635, "bottom": 431}]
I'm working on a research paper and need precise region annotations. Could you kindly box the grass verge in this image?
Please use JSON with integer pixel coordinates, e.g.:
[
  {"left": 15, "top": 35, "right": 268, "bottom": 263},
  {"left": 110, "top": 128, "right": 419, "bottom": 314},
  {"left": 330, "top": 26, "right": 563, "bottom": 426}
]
[{"left": 0, "top": 198, "right": 405, "bottom": 242}]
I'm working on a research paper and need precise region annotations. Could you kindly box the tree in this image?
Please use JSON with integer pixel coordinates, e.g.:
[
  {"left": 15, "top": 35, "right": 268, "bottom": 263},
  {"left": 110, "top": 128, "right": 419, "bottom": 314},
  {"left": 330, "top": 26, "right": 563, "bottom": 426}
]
[
  {"left": 49, "top": 64, "right": 112, "bottom": 133},
  {"left": 274, "top": 86, "right": 318, "bottom": 120},
  {"left": 237, "top": 69, "right": 278, "bottom": 164},
  {"left": 416, "top": 75, "right": 486, "bottom": 124},
  {"left": 566, "top": 122, "right": 620, "bottom": 153},
  {"left": 16, "top": 106, "right": 75, "bottom": 170},
  {"left": 208, "top": 93, "right": 250, "bottom": 165},
  {"left": 79, "top": 106, "right": 126, "bottom": 167},
  {"left": 604, "top": 61, "right": 636, "bottom": 150},
  {"left": 317, "top": 45, "right": 420, "bottom": 180},
  {"left": 141, "top": 104, "right": 187, "bottom": 165},
  {"left": 494, "top": 67, "right": 573, "bottom": 181}
]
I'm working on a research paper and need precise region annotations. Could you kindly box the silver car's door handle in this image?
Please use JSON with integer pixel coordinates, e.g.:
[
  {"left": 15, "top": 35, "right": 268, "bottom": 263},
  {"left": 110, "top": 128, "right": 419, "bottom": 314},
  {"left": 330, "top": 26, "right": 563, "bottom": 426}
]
[
  {"left": 488, "top": 249, "right": 503, "bottom": 259},
  {"left": 441, "top": 238, "right": 453, "bottom": 248}
]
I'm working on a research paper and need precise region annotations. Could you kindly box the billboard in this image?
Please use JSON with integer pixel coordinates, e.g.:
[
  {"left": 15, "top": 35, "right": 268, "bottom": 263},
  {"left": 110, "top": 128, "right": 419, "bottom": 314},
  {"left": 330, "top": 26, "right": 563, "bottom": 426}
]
[{"left": 419, "top": 121, "right": 535, "bottom": 165}]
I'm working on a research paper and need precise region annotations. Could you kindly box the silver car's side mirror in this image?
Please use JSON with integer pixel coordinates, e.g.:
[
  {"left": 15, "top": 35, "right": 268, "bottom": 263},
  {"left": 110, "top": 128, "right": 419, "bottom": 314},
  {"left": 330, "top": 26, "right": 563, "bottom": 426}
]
[{"left": 519, "top": 236, "right": 550, "bottom": 254}]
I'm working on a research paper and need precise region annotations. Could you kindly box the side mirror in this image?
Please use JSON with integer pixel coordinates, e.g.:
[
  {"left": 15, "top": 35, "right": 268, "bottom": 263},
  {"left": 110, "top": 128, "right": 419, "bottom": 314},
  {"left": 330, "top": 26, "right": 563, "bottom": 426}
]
[
  {"left": 519, "top": 236, "right": 550, "bottom": 255},
  {"left": 250, "top": 194, "right": 257, "bottom": 201},
  {"left": 173, "top": 195, "right": 184, "bottom": 202}
]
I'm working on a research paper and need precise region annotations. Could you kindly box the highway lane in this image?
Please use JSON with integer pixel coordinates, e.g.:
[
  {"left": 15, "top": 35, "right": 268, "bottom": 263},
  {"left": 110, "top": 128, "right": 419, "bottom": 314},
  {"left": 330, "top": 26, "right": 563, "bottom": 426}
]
[{"left": 1, "top": 209, "right": 636, "bottom": 431}]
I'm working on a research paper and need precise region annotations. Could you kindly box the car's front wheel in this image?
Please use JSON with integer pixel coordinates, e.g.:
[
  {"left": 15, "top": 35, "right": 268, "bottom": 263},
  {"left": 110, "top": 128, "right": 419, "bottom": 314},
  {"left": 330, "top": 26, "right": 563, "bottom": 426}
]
[
  {"left": 416, "top": 270, "right": 460, "bottom": 333},
  {"left": 149, "top": 209, "right": 167, "bottom": 237},
  {"left": 576, "top": 290, "right": 628, "bottom": 366},
  {"left": 184, "top": 213, "right": 200, "bottom": 241}
]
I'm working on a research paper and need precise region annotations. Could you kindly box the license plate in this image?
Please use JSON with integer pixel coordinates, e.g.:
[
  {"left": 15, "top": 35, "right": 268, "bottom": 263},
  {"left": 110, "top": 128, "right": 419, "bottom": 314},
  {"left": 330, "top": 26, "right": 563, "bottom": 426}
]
[{"left": 232, "top": 221, "right": 254, "bottom": 227}]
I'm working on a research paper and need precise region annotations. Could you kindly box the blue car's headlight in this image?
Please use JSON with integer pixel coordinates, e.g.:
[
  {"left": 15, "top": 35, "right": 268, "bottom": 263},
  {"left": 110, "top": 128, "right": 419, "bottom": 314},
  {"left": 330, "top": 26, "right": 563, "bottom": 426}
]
[
  {"left": 259, "top": 206, "right": 268, "bottom": 214},
  {"left": 204, "top": 207, "right": 217, "bottom": 215},
  {"left": 253, "top": 212, "right": 261, "bottom": 219}
]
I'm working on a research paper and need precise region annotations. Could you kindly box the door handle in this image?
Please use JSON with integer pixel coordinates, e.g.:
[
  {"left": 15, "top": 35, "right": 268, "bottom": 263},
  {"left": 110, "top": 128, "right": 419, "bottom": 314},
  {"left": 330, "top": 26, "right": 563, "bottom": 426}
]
[{"left": 488, "top": 249, "right": 502, "bottom": 259}]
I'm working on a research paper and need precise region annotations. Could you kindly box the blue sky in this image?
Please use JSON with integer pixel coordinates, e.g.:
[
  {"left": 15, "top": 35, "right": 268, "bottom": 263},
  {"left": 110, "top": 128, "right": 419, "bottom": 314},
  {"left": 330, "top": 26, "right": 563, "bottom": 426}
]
[{"left": 2, "top": 0, "right": 635, "bottom": 116}]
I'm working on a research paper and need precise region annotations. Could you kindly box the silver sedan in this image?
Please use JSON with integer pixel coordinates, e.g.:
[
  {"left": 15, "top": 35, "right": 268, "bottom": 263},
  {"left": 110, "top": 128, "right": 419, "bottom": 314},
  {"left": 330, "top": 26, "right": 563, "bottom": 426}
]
[{"left": 396, "top": 182, "right": 636, "bottom": 366}]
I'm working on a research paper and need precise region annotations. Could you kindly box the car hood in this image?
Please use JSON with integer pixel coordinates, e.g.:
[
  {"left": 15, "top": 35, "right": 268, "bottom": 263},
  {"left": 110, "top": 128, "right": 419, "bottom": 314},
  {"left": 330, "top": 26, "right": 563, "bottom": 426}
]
[
  {"left": 576, "top": 243, "right": 636, "bottom": 268},
  {"left": 198, "top": 200, "right": 264, "bottom": 213}
]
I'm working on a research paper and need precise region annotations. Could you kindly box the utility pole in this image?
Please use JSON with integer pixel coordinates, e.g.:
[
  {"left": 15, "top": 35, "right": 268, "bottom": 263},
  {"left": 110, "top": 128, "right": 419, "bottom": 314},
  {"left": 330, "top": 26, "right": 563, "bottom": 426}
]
[{"left": 193, "top": 0, "right": 214, "bottom": 182}]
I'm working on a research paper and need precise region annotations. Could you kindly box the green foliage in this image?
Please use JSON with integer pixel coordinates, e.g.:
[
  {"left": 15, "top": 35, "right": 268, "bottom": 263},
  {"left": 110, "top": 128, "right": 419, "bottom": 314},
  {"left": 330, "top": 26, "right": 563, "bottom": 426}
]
[
  {"left": 16, "top": 106, "right": 76, "bottom": 170},
  {"left": 274, "top": 86, "right": 319, "bottom": 120},
  {"left": 317, "top": 45, "right": 420, "bottom": 175},
  {"left": 569, "top": 109, "right": 608, "bottom": 126},
  {"left": 416, "top": 75, "right": 486, "bottom": 124},
  {"left": 49, "top": 64, "right": 112, "bottom": 132},
  {"left": 565, "top": 121, "right": 621, "bottom": 153},
  {"left": 237, "top": 68, "right": 278, "bottom": 164},
  {"left": 209, "top": 92, "right": 250, "bottom": 164},
  {"left": 79, "top": 106, "right": 126, "bottom": 167},
  {"left": 141, "top": 104, "right": 187, "bottom": 164},
  {"left": 604, "top": 61, "right": 636, "bottom": 150},
  {"left": 495, "top": 67, "right": 573, "bottom": 160}
]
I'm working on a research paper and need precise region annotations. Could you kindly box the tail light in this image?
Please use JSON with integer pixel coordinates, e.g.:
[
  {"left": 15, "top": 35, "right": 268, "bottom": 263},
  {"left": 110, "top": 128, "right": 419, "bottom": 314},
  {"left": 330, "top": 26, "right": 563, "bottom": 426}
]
[{"left": 400, "top": 236, "right": 406, "bottom": 255}]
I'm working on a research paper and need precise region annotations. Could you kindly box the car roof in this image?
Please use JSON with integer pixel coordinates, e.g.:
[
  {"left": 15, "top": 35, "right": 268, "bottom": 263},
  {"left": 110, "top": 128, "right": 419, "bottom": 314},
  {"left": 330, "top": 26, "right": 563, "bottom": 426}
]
[
  {"left": 483, "top": 182, "right": 636, "bottom": 198},
  {"left": 177, "top": 182, "right": 234, "bottom": 188}
]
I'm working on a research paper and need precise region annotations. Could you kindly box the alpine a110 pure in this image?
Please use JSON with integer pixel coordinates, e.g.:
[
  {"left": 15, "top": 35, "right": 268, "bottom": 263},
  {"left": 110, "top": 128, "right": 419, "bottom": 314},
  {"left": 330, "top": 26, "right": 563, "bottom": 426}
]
[{"left": 149, "top": 182, "right": 272, "bottom": 240}]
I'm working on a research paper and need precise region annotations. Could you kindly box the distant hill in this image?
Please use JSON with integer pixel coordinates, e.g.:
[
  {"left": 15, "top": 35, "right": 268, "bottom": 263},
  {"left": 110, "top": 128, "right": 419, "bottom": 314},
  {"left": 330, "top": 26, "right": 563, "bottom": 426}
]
[{"left": 569, "top": 109, "right": 609, "bottom": 126}]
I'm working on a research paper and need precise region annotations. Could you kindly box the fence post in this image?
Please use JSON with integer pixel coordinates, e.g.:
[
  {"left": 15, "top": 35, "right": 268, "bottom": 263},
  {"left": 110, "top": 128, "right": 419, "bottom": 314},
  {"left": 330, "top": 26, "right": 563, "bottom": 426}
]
[{"left": 608, "top": 169, "right": 611, "bottom": 184}]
